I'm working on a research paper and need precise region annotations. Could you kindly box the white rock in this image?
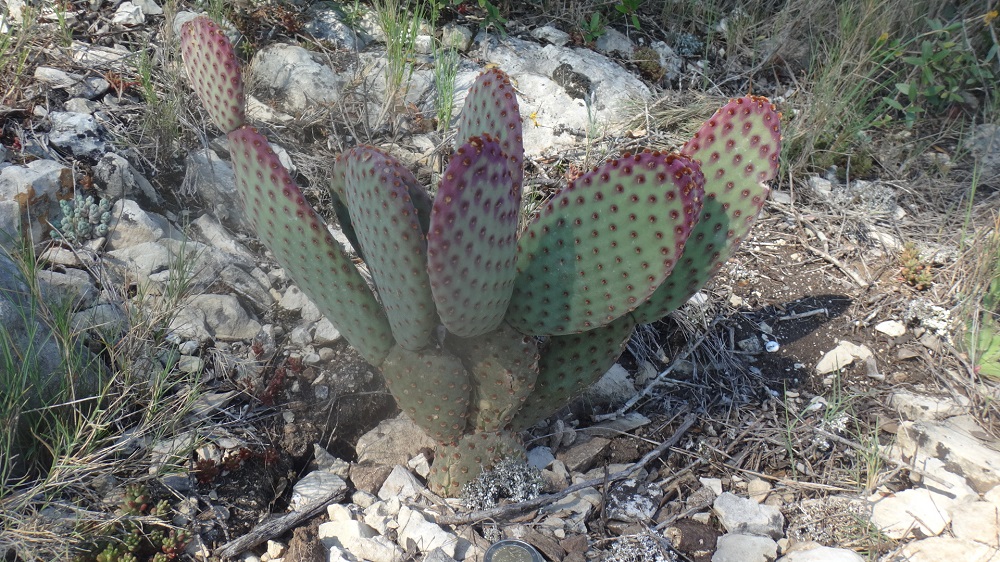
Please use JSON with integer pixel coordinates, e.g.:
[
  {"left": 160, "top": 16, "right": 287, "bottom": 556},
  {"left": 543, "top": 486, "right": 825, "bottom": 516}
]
[
  {"left": 747, "top": 478, "right": 772, "bottom": 503},
  {"left": 355, "top": 416, "right": 437, "bottom": 467},
  {"left": 174, "top": 294, "right": 261, "bottom": 341},
  {"left": 594, "top": 27, "right": 633, "bottom": 56},
  {"left": 112, "top": 2, "right": 145, "bottom": 25},
  {"left": 407, "top": 452, "right": 431, "bottom": 478},
  {"left": 530, "top": 25, "right": 571, "bottom": 46},
  {"left": 0, "top": 159, "right": 69, "bottom": 242},
  {"left": 441, "top": 24, "right": 473, "bottom": 51},
  {"left": 713, "top": 533, "right": 777, "bottom": 562},
  {"left": 183, "top": 148, "right": 244, "bottom": 229},
  {"left": 326, "top": 503, "right": 355, "bottom": 522},
  {"left": 870, "top": 487, "right": 953, "bottom": 539},
  {"left": 582, "top": 363, "right": 635, "bottom": 406},
  {"left": 250, "top": 44, "right": 346, "bottom": 112},
  {"left": 471, "top": 36, "right": 649, "bottom": 159},
  {"left": 527, "top": 446, "right": 555, "bottom": 470},
  {"left": 377, "top": 465, "right": 424, "bottom": 501},
  {"left": 650, "top": 41, "right": 683, "bottom": 82},
  {"left": 700, "top": 477, "right": 723, "bottom": 497},
  {"left": 95, "top": 152, "right": 158, "bottom": 201},
  {"left": 777, "top": 543, "right": 864, "bottom": 561},
  {"left": 949, "top": 501, "right": 1000, "bottom": 547},
  {"left": 713, "top": 492, "right": 784, "bottom": 539},
  {"left": 312, "top": 317, "right": 342, "bottom": 345},
  {"left": 907, "top": 456, "right": 979, "bottom": 503},
  {"left": 266, "top": 540, "right": 285, "bottom": 559},
  {"left": 319, "top": 519, "right": 404, "bottom": 562},
  {"left": 815, "top": 341, "right": 873, "bottom": 374},
  {"left": 894, "top": 536, "right": 994, "bottom": 562},
  {"left": 303, "top": 4, "right": 372, "bottom": 50},
  {"left": 290, "top": 472, "right": 346, "bottom": 511},
  {"left": 189, "top": 214, "right": 254, "bottom": 262},
  {"left": 897, "top": 417, "right": 1000, "bottom": 493},
  {"left": 133, "top": 0, "right": 163, "bottom": 16},
  {"left": 106, "top": 199, "right": 174, "bottom": 250},
  {"left": 875, "top": 320, "right": 906, "bottom": 337},
  {"left": 888, "top": 390, "right": 969, "bottom": 422},
  {"left": 397, "top": 506, "right": 459, "bottom": 557},
  {"left": 363, "top": 497, "right": 401, "bottom": 535},
  {"left": 34, "top": 67, "right": 109, "bottom": 99},
  {"left": 312, "top": 444, "right": 350, "bottom": 477}
]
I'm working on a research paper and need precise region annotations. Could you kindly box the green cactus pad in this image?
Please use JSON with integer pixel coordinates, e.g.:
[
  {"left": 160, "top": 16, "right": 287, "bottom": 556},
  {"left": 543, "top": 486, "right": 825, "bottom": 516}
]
[
  {"left": 427, "top": 431, "right": 525, "bottom": 497},
  {"left": 512, "top": 314, "right": 636, "bottom": 430},
  {"left": 342, "top": 146, "right": 438, "bottom": 350},
  {"left": 329, "top": 151, "right": 433, "bottom": 248},
  {"left": 180, "top": 16, "right": 246, "bottom": 134},
  {"left": 453, "top": 323, "right": 539, "bottom": 432},
  {"left": 380, "top": 345, "right": 472, "bottom": 443},
  {"left": 227, "top": 127, "right": 394, "bottom": 364},
  {"left": 506, "top": 151, "right": 705, "bottom": 336},
  {"left": 631, "top": 96, "right": 781, "bottom": 324},
  {"left": 428, "top": 135, "right": 520, "bottom": 337},
  {"left": 455, "top": 68, "right": 524, "bottom": 192}
]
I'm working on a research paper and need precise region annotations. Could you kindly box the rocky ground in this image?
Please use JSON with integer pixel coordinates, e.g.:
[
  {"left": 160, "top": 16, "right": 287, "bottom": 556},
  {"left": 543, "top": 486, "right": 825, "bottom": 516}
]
[{"left": 2, "top": 1, "right": 1000, "bottom": 561}]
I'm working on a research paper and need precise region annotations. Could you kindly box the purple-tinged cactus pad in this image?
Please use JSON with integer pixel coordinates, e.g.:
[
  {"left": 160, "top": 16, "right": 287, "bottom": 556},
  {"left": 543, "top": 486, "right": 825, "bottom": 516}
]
[
  {"left": 512, "top": 315, "right": 636, "bottom": 431},
  {"left": 453, "top": 323, "right": 539, "bottom": 432},
  {"left": 427, "top": 430, "right": 525, "bottom": 497},
  {"left": 455, "top": 68, "right": 524, "bottom": 193},
  {"left": 227, "top": 127, "right": 394, "bottom": 365},
  {"left": 342, "top": 146, "right": 438, "bottom": 351},
  {"left": 180, "top": 16, "right": 246, "bottom": 134},
  {"left": 380, "top": 345, "right": 472, "bottom": 444},
  {"left": 631, "top": 96, "right": 781, "bottom": 324},
  {"left": 506, "top": 151, "right": 705, "bottom": 336},
  {"left": 428, "top": 135, "right": 520, "bottom": 337}
]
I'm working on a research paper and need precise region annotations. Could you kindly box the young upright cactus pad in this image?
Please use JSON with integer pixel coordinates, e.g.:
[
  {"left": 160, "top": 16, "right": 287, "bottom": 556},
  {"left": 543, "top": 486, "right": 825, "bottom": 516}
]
[
  {"left": 512, "top": 314, "right": 637, "bottom": 430},
  {"left": 341, "top": 146, "right": 438, "bottom": 350},
  {"left": 455, "top": 323, "right": 539, "bottom": 432},
  {"left": 380, "top": 345, "right": 472, "bottom": 443},
  {"left": 506, "top": 151, "right": 705, "bottom": 336},
  {"left": 427, "top": 135, "right": 520, "bottom": 337},
  {"left": 455, "top": 68, "right": 524, "bottom": 192},
  {"left": 180, "top": 17, "right": 245, "bottom": 133},
  {"left": 631, "top": 95, "right": 781, "bottom": 324},
  {"left": 427, "top": 431, "right": 526, "bottom": 497},
  {"left": 227, "top": 127, "right": 395, "bottom": 364}
]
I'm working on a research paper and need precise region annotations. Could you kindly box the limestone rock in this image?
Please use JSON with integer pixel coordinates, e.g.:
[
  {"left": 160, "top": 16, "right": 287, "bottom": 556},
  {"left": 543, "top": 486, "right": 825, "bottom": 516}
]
[
  {"left": 290, "top": 472, "right": 346, "bottom": 510},
  {"left": 896, "top": 417, "right": 1000, "bottom": 493},
  {"left": 713, "top": 533, "right": 777, "bottom": 562},
  {"left": 777, "top": 543, "right": 864, "bottom": 561},
  {"left": 713, "top": 492, "right": 785, "bottom": 539},
  {"left": 250, "top": 44, "right": 346, "bottom": 112},
  {"left": 870, "top": 488, "right": 953, "bottom": 539},
  {"left": 890, "top": 536, "right": 994, "bottom": 562}
]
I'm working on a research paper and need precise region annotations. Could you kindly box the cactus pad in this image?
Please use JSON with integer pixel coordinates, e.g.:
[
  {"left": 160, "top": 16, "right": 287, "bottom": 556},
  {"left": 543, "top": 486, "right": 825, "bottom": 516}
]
[
  {"left": 342, "top": 147, "right": 438, "bottom": 350},
  {"left": 506, "top": 151, "right": 705, "bottom": 336},
  {"left": 455, "top": 68, "right": 524, "bottom": 192},
  {"left": 427, "top": 431, "right": 525, "bottom": 497},
  {"left": 427, "top": 135, "right": 520, "bottom": 337},
  {"left": 180, "top": 16, "right": 246, "bottom": 133},
  {"left": 227, "top": 127, "right": 394, "bottom": 364},
  {"left": 380, "top": 345, "right": 472, "bottom": 443},
  {"left": 513, "top": 315, "right": 636, "bottom": 430},
  {"left": 453, "top": 323, "right": 539, "bottom": 432},
  {"left": 631, "top": 96, "right": 781, "bottom": 324}
]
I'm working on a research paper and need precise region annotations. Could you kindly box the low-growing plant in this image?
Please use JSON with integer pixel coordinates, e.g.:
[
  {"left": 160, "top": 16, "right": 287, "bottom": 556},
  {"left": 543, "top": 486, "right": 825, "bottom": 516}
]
[
  {"left": 899, "top": 242, "right": 932, "bottom": 290},
  {"left": 580, "top": 11, "right": 607, "bottom": 44},
  {"left": 180, "top": 16, "right": 780, "bottom": 495},
  {"left": 614, "top": 0, "right": 643, "bottom": 32},
  {"left": 881, "top": 17, "right": 996, "bottom": 126},
  {"left": 50, "top": 194, "right": 113, "bottom": 243}
]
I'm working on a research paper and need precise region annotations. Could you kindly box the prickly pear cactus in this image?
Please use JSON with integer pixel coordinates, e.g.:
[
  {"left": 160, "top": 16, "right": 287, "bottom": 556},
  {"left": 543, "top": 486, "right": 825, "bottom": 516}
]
[{"left": 180, "top": 15, "right": 781, "bottom": 497}]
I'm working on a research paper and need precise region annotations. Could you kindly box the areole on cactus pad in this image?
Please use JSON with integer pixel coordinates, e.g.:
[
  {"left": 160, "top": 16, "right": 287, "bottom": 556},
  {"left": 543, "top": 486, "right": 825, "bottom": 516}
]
[{"left": 180, "top": 15, "right": 781, "bottom": 496}]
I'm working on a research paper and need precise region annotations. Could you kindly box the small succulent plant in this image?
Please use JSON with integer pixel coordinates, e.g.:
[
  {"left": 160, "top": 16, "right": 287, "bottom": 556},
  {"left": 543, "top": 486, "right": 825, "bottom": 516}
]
[
  {"left": 180, "top": 15, "right": 781, "bottom": 496},
  {"left": 51, "top": 194, "right": 112, "bottom": 242},
  {"left": 78, "top": 484, "right": 190, "bottom": 562}
]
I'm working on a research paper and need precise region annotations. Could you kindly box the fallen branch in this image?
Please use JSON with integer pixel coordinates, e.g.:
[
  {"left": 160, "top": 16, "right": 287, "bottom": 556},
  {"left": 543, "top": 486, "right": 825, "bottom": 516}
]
[
  {"left": 215, "top": 487, "right": 346, "bottom": 559},
  {"left": 434, "top": 413, "right": 698, "bottom": 526}
]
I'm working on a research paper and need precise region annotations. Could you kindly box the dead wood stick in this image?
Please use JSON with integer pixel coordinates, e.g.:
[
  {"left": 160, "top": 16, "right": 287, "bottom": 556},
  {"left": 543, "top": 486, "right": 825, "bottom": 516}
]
[
  {"left": 434, "top": 413, "right": 698, "bottom": 526},
  {"left": 215, "top": 487, "right": 346, "bottom": 559}
]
